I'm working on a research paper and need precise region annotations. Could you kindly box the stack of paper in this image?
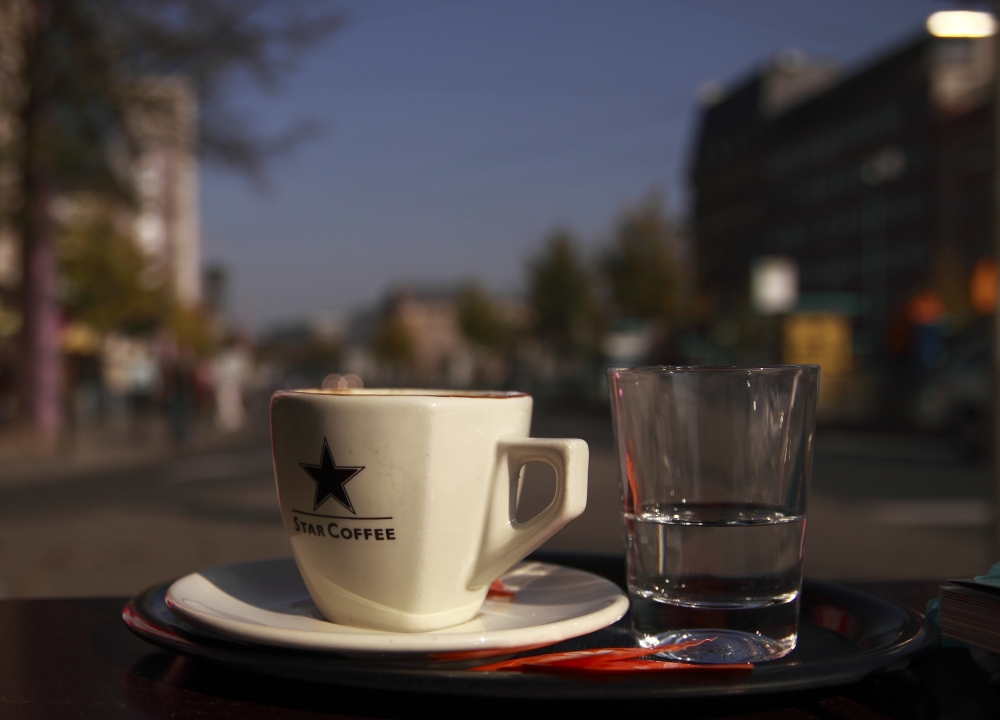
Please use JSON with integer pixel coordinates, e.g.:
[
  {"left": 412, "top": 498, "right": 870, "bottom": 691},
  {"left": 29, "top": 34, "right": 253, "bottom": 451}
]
[{"left": 939, "top": 580, "right": 1000, "bottom": 654}]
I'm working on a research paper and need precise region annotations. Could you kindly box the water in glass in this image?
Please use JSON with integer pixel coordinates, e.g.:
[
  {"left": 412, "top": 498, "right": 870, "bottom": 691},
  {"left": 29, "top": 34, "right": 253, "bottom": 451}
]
[{"left": 626, "top": 502, "right": 805, "bottom": 662}]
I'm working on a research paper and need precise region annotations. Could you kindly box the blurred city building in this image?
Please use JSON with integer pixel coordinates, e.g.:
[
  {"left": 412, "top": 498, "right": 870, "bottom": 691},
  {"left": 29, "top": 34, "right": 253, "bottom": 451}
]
[
  {"left": 128, "top": 77, "right": 202, "bottom": 309},
  {"left": 692, "top": 32, "right": 996, "bottom": 424},
  {"left": 382, "top": 286, "right": 465, "bottom": 383}
]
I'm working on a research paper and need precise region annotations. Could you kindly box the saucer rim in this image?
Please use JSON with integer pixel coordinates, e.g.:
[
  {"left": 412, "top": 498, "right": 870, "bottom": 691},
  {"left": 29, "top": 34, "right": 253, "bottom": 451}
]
[{"left": 165, "top": 558, "right": 630, "bottom": 654}]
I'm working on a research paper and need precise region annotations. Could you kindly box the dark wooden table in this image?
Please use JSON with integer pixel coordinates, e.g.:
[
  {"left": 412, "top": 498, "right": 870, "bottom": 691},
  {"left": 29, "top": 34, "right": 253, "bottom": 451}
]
[{"left": 0, "top": 564, "right": 997, "bottom": 719}]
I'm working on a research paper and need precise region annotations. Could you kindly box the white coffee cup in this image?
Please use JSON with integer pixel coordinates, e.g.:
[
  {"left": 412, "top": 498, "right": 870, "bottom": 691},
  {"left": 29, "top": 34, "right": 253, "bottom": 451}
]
[{"left": 270, "top": 389, "right": 589, "bottom": 632}]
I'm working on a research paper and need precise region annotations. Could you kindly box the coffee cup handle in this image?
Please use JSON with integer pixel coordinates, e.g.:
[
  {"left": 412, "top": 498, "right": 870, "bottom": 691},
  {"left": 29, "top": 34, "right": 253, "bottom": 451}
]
[{"left": 468, "top": 437, "right": 589, "bottom": 590}]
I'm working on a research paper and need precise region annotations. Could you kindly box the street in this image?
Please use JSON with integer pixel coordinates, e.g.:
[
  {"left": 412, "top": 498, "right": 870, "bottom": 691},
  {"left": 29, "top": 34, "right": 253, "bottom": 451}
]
[{"left": 0, "top": 410, "right": 994, "bottom": 598}]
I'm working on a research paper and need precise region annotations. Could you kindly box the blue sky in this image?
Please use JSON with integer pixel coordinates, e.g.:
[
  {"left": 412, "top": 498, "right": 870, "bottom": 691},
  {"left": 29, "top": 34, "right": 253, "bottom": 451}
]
[{"left": 200, "top": 0, "right": 949, "bottom": 332}]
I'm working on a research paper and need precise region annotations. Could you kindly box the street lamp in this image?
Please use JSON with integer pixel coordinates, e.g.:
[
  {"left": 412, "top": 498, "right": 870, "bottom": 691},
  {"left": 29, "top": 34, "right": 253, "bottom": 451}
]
[{"left": 926, "top": 10, "right": 997, "bottom": 38}]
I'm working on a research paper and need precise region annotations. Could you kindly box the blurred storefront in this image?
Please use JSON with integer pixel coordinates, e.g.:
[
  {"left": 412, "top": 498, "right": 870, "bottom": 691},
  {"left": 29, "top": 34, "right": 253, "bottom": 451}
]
[
  {"left": 782, "top": 312, "right": 874, "bottom": 421},
  {"left": 691, "top": 30, "right": 997, "bottom": 425}
]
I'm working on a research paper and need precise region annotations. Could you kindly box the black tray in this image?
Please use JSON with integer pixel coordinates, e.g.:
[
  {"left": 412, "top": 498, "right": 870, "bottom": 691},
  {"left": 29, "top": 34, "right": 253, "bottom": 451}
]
[{"left": 123, "top": 554, "right": 935, "bottom": 699}]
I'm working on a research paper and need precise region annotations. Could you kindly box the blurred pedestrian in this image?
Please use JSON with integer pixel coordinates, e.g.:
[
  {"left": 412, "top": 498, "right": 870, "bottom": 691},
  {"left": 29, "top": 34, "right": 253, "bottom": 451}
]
[
  {"left": 101, "top": 334, "right": 131, "bottom": 429},
  {"left": 213, "top": 342, "right": 252, "bottom": 432},
  {"left": 127, "top": 341, "right": 160, "bottom": 440},
  {"left": 159, "top": 336, "right": 197, "bottom": 447},
  {"left": 906, "top": 291, "right": 946, "bottom": 373}
]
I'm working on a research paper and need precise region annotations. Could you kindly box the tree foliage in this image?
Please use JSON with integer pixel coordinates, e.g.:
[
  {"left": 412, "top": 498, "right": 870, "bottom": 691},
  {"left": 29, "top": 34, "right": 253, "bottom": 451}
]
[
  {"left": 95, "top": 0, "right": 342, "bottom": 181},
  {"left": 58, "top": 201, "right": 167, "bottom": 332},
  {"left": 6, "top": 0, "right": 342, "bottom": 199},
  {"left": 527, "top": 230, "right": 599, "bottom": 359},
  {"left": 2, "top": 0, "right": 134, "bottom": 207},
  {"left": 602, "top": 197, "right": 679, "bottom": 322},
  {"left": 457, "top": 284, "right": 507, "bottom": 351},
  {"left": 371, "top": 315, "right": 415, "bottom": 367},
  {"left": 167, "top": 304, "right": 218, "bottom": 357}
]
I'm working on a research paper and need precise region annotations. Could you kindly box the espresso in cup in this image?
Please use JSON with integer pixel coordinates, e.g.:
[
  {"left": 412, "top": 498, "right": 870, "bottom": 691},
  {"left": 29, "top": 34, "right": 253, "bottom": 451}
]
[{"left": 270, "top": 389, "right": 589, "bottom": 633}]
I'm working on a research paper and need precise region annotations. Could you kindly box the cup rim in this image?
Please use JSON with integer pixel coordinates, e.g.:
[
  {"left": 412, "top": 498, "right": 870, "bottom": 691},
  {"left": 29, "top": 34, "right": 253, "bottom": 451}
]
[
  {"left": 276, "top": 388, "right": 530, "bottom": 399},
  {"left": 607, "top": 364, "right": 820, "bottom": 375}
]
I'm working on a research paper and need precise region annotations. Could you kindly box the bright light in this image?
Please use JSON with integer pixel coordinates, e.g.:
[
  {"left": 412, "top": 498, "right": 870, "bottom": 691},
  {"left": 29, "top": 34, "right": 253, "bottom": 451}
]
[
  {"left": 751, "top": 256, "right": 798, "bottom": 315},
  {"left": 926, "top": 10, "right": 997, "bottom": 38}
]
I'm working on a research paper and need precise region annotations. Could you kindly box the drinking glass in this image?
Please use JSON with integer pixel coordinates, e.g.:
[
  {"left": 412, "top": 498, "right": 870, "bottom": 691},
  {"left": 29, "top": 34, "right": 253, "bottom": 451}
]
[{"left": 607, "top": 366, "right": 819, "bottom": 663}]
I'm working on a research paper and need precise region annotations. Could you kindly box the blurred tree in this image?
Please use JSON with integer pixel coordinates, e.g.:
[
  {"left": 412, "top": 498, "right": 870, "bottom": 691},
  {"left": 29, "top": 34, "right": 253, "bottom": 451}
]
[
  {"left": 457, "top": 284, "right": 507, "bottom": 352},
  {"left": 9, "top": 0, "right": 135, "bottom": 437},
  {"left": 100, "top": 0, "right": 341, "bottom": 180},
  {"left": 527, "top": 230, "right": 599, "bottom": 360},
  {"left": 59, "top": 202, "right": 168, "bottom": 333},
  {"left": 371, "top": 316, "right": 415, "bottom": 369},
  {"left": 4, "top": 0, "right": 340, "bottom": 436},
  {"left": 602, "top": 196, "right": 679, "bottom": 323},
  {"left": 167, "top": 305, "right": 218, "bottom": 358}
]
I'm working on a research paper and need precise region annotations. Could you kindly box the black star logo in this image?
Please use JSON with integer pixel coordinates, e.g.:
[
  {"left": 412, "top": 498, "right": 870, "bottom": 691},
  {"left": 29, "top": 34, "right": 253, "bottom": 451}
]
[{"left": 299, "top": 439, "right": 364, "bottom": 513}]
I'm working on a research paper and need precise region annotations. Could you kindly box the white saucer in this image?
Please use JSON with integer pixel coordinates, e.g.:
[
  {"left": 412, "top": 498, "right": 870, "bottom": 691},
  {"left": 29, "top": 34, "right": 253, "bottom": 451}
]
[{"left": 165, "top": 558, "right": 629, "bottom": 658}]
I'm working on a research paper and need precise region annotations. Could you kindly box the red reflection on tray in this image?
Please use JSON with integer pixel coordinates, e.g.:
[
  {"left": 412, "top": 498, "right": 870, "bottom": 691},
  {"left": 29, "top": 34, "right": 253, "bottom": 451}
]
[
  {"left": 810, "top": 604, "right": 860, "bottom": 637},
  {"left": 470, "top": 639, "right": 753, "bottom": 676}
]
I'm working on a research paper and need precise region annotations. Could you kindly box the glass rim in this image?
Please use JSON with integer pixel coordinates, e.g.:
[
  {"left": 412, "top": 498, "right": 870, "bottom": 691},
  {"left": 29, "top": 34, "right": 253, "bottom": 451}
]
[{"left": 607, "top": 364, "right": 820, "bottom": 376}]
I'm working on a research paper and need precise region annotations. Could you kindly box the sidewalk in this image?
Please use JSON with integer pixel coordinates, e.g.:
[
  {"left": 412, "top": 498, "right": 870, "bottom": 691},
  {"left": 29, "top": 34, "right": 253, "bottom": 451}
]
[{"left": 0, "top": 410, "right": 270, "bottom": 488}]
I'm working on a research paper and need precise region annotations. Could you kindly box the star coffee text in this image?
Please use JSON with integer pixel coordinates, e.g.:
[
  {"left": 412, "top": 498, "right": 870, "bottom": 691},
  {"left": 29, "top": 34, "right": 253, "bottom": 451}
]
[{"left": 293, "top": 516, "right": 395, "bottom": 541}]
